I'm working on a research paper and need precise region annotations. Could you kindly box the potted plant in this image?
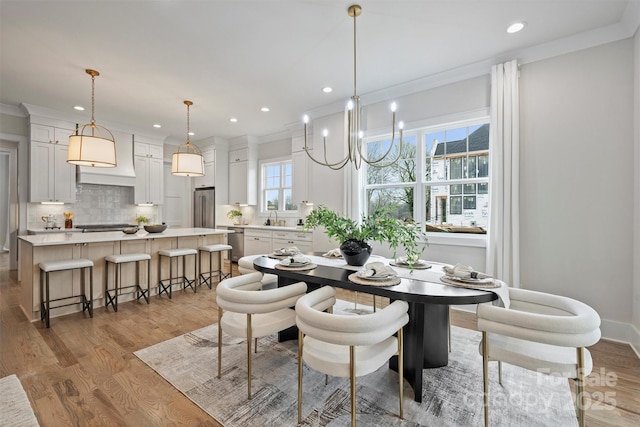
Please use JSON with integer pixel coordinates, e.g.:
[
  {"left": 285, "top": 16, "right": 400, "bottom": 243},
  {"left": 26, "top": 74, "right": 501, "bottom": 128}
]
[
  {"left": 135, "top": 215, "right": 149, "bottom": 227},
  {"left": 303, "top": 205, "right": 428, "bottom": 266},
  {"left": 227, "top": 209, "right": 244, "bottom": 225}
]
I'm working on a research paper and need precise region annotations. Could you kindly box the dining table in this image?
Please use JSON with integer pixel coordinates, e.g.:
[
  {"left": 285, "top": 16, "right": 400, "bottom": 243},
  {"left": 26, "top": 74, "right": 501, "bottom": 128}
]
[{"left": 253, "top": 254, "right": 499, "bottom": 403}]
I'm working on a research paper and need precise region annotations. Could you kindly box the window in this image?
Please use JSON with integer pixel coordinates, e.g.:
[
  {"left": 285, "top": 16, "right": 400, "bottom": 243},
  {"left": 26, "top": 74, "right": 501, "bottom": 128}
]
[
  {"left": 260, "top": 160, "right": 296, "bottom": 212},
  {"left": 363, "top": 118, "right": 490, "bottom": 233}
]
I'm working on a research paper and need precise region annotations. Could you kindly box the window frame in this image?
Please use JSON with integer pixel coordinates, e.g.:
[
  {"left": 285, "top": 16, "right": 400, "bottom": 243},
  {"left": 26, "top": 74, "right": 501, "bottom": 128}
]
[{"left": 258, "top": 157, "right": 296, "bottom": 215}]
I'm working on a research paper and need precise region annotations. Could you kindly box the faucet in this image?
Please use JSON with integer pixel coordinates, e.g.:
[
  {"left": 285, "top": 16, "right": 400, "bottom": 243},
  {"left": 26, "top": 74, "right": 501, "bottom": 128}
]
[{"left": 268, "top": 210, "right": 278, "bottom": 226}]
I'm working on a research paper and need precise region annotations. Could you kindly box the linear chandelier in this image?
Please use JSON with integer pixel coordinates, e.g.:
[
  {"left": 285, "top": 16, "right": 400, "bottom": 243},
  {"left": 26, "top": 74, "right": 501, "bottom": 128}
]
[
  {"left": 171, "top": 100, "right": 204, "bottom": 176},
  {"left": 68, "top": 69, "right": 117, "bottom": 167},
  {"left": 302, "top": 4, "right": 404, "bottom": 170}
]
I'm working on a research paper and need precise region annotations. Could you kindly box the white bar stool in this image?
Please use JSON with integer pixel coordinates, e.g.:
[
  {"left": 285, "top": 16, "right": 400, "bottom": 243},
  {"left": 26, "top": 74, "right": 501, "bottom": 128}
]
[
  {"left": 105, "top": 253, "right": 152, "bottom": 312},
  {"left": 157, "top": 248, "right": 198, "bottom": 298},
  {"left": 39, "top": 258, "right": 94, "bottom": 328},
  {"left": 198, "top": 244, "right": 233, "bottom": 289}
]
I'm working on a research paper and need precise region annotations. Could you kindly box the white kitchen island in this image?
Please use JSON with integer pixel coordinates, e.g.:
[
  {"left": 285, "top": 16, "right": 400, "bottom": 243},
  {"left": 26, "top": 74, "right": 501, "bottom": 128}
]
[{"left": 18, "top": 228, "right": 231, "bottom": 322}]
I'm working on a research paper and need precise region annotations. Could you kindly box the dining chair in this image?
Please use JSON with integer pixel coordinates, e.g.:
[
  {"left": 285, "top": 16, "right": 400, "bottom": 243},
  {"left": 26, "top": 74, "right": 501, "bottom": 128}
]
[
  {"left": 295, "top": 286, "right": 409, "bottom": 426},
  {"left": 216, "top": 271, "right": 307, "bottom": 399},
  {"left": 476, "top": 287, "right": 601, "bottom": 427},
  {"left": 237, "top": 254, "right": 278, "bottom": 287}
]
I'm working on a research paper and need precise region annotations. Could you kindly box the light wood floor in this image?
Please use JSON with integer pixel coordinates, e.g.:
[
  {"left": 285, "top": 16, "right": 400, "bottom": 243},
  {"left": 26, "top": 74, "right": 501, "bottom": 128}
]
[{"left": 1, "top": 256, "right": 638, "bottom": 426}]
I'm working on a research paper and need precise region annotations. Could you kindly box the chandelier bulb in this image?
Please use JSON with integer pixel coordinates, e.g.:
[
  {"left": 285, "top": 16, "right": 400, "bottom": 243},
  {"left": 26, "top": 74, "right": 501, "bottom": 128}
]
[
  {"left": 399, "top": 121, "right": 405, "bottom": 130},
  {"left": 391, "top": 102, "right": 397, "bottom": 112},
  {"left": 303, "top": 114, "right": 309, "bottom": 124},
  {"left": 347, "top": 100, "right": 354, "bottom": 110},
  {"left": 358, "top": 130, "right": 364, "bottom": 139},
  {"left": 322, "top": 129, "right": 329, "bottom": 137}
]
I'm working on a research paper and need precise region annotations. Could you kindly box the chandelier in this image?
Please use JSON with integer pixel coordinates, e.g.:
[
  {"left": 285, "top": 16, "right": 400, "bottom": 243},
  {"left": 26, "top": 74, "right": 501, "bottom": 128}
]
[
  {"left": 68, "top": 69, "right": 117, "bottom": 167},
  {"left": 171, "top": 100, "right": 204, "bottom": 176},
  {"left": 302, "top": 4, "right": 404, "bottom": 170}
]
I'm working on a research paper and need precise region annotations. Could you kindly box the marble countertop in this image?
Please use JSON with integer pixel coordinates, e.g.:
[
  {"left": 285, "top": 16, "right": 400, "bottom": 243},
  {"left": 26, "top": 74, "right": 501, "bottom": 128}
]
[
  {"left": 219, "top": 224, "right": 310, "bottom": 232},
  {"left": 19, "top": 227, "right": 231, "bottom": 247}
]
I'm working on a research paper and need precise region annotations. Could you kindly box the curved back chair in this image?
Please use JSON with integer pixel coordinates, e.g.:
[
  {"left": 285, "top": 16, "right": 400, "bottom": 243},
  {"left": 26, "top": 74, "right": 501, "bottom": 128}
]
[
  {"left": 216, "top": 271, "right": 307, "bottom": 399},
  {"left": 477, "top": 287, "right": 601, "bottom": 427},
  {"left": 295, "top": 286, "right": 409, "bottom": 426},
  {"left": 237, "top": 255, "right": 278, "bottom": 287}
]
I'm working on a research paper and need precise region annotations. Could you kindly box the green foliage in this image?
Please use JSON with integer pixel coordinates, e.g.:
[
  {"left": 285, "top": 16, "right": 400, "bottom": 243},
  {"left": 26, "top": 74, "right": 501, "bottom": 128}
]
[
  {"left": 135, "top": 215, "right": 149, "bottom": 224},
  {"left": 303, "top": 205, "right": 428, "bottom": 264},
  {"left": 226, "top": 209, "right": 243, "bottom": 220}
]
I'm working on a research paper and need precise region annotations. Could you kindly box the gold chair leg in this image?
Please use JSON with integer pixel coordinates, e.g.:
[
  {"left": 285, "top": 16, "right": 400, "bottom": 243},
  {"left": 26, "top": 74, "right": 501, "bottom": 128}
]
[
  {"left": 247, "top": 313, "right": 252, "bottom": 400},
  {"left": 297, "top": 330, "right": 304, "bottom": 424},
  {"left": 576, "top": 347, "right": 586, "bottom": 427},
  {"left": 350, "top": 345, "right": 356, "bottom": 427},
  {"left": 482, "top": 331, "right": 489, "bottom": 427},
  {"left": 372, "top": 295, "right": 376, "bottom": 312},
  {"left": 398, "top": 328, "right": 404, "bottom": 419},
  {"left": 255, "top": 337, "right": 258, "bottom": 353},
  {"left": 217, "top": 308, "right": 223, "bottom": 378}
]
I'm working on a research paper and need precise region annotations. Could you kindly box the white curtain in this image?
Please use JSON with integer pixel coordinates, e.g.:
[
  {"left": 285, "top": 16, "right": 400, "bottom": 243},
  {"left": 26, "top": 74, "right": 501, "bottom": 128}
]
[{"left": 486, "top": 60, "right": 520, "bottom": 287}]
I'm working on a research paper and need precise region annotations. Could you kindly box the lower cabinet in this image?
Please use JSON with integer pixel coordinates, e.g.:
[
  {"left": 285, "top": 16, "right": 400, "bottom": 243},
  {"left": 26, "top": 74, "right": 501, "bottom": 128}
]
[{"left": 244, "top": 228, "right": 313, "bottom": 256}]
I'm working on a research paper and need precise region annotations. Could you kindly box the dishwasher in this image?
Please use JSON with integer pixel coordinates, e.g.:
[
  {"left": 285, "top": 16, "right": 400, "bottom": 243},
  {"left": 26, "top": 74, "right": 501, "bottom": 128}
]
[{"left": 226, "top": 227, "right": 244, "bottom": 262}]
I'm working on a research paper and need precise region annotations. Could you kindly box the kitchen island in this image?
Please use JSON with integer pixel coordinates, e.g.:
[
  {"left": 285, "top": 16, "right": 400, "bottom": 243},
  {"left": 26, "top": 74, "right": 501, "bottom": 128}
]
[{"left": 18, "top": 228, "right": 231, "bottom": 322}]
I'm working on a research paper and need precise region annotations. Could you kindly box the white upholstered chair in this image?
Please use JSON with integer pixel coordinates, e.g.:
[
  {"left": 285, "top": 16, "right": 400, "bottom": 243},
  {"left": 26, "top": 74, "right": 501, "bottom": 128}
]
[
  {"left": 216, "top": 271, "right": 307, "bottom": 399},
  {"left": 237, "top": 254, "right": 278, "bottom": 287},
  {"left": 295, "top": 286, "right": 409, "bottom": 426},
  {"left": 476, "top": 287, "right": 601, "bottom": 427}
]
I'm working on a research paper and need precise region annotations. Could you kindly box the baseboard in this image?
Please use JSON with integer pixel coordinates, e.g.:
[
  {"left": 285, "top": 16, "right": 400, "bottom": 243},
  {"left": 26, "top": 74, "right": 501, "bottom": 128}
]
[{"left": 451, "top": 306, "right": 640, "bottom": 359}]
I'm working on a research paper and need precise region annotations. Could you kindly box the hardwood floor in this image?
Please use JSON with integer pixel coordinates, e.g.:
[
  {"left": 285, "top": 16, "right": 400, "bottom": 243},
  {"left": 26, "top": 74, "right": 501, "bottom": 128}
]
[{"left": 1, "top": 255, "right": 638, "bottom": 426}]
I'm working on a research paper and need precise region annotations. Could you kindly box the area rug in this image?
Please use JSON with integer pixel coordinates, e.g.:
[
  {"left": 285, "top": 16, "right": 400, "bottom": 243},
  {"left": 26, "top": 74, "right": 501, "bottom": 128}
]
[
  {"left": 0, "top": 374, "right": 40, "bottom": 427},
  {"left": 135, "top": 307, "right": 577, "bottom": 426}
]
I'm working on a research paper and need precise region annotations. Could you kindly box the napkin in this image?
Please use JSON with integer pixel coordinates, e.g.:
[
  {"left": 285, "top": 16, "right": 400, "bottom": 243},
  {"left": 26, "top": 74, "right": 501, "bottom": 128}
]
[
  {"left": 279, "top": 255, "right": 310, "bottom": 266},
  {"left": 323, "top": 248, "right": 343, "bottom": 258},
  {"left": 395, "top": 256, "right": 425, "bottom": 266},
  {"left": 359, "top": 262, "right": 397, "bottom": 278},
  {"left": 274, "top": 246, "right": 300, "bottom": 255},
  {"left": 442, "top": 263, "right": 492, "bottom": 280}
]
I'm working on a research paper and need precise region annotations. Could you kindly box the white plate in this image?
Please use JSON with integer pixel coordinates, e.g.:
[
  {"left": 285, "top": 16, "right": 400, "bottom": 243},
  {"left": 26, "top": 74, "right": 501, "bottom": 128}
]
[
  {"left": 274, "top": 251, "right": 296, "bottom": 256},
  {"left": 356, "top": 271, "right": 396, "bottom": 280},
  {"left": 445, "top": 275, "right": 493, "bottom": 284}
]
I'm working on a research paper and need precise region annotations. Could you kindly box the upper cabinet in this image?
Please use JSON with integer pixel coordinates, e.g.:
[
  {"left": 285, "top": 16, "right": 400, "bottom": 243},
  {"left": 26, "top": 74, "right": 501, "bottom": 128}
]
[
  {"left": 29, "top": 124, "right": 77, "bottom": 203},
  {"left": 193, "top": 147, "right": 215, "bottom": 188},
  {"left": 228, "top": 140, "right": 257, "bottom": 205},
  {"left": 134, "top": 138, "right": 164, "bottom": 205},
  {"left": 291, "top": 129, "right": 313, "bottom": 205}
]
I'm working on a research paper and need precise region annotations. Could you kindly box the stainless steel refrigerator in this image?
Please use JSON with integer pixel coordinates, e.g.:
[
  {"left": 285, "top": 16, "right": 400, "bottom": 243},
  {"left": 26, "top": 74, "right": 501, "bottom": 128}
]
[{"left": 194, "top": 187, "right": 215, "bottom": 228}]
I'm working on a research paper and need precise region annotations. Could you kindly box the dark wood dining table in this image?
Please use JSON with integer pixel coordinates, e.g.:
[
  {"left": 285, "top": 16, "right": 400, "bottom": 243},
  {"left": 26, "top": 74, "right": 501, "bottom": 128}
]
[{"left": 253, "top": 255, "right": 498, "bottom": 403}]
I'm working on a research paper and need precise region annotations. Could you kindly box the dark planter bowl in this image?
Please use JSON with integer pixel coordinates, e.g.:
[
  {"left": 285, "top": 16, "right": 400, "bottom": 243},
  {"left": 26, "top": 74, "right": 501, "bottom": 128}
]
[
  {"left": 144, "top": 224, "right": 167, "bottom": 233},
  {"left": 339, "top": 239, "right": 372, "bottom": 266}
]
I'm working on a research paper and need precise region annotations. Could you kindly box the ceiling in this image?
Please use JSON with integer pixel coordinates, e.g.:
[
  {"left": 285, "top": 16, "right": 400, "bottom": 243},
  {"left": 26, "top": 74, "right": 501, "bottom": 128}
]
[{"left": 1, "top": 1, "right": 637, "bottom": 145}]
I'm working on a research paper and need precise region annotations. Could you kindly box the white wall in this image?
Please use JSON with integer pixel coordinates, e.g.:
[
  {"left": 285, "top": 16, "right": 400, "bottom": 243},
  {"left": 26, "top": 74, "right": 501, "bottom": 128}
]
[
  {"left": 633, "top": 26, "right": 640, "bottom": 348},
  {"left": 520, "top": 40, "right": 635, "bottom": 335}
]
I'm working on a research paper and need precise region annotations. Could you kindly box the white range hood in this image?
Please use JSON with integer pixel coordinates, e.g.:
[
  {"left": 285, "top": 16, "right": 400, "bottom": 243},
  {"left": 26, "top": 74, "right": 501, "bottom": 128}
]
[{"left": 77, "top": 130, "right": 136, "bottom": 186}]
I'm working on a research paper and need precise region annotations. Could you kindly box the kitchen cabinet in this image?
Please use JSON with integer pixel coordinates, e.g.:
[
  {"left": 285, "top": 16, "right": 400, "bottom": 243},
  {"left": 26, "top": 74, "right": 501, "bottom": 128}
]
[
  {"left": 29, "top": 124, "right": 76, "bottom": 203},
  {"left": 228, "top": 144, "right": 257, "bottom": 205},
  {"left": 193, "top": 147, "right": 215, "bottom": 188},
  {"left": 244, "top": 229, "right": 272, "bottom": 256},
  {"left": 134, "top": 140, "right": 164, "bottom": 204},
  {"left": 291, "top": 150, "right": 312, "bottom": 205}
]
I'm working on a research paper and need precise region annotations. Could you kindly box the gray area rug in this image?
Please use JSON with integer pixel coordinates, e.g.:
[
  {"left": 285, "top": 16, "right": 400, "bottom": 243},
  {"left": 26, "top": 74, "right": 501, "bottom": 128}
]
[
  {"left": 0, "top": 374, "right": 40, "bottom": 427},
  {"left": 135, "top": 307, "right": 577, "bottom": 426}
]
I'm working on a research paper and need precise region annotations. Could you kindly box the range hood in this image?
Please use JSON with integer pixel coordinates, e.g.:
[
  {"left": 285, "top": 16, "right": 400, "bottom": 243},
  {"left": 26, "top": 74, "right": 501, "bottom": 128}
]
[{"left": 77, "top": 130, "right": 136, "bottom": 186}]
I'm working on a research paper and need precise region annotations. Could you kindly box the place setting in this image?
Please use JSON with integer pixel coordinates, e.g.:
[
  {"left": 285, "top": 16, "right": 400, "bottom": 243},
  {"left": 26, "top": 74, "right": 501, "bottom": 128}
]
[
  {"left": 268, "top": 246, "right": 300, "bottom": 259},
  {"left": 440, "top": 263, "right": 499, "bottom": 289},
  {"left": 348, "top": 261, "right": 401, "bottom": 286},
  {"left": 274, "top": 254, "right": 317, "bottom": 271},
  {"left": 389, "top": 255, "right": 432, "bottom": 269}
]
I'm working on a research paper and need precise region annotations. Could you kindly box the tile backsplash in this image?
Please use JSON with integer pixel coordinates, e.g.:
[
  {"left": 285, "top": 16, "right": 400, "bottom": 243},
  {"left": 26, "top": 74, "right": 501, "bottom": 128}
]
[{"left": 28, "top": 184, "right": 158, "bottom": 228}]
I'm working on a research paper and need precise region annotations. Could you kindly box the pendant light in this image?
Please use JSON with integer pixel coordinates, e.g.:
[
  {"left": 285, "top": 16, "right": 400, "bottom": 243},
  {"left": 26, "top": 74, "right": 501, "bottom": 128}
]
[
  {"left": 171, "top": 100, "right": 204, "bottom": 176},
  {"left": 68, "top": 69, "right": 117, "bottom": 167}
]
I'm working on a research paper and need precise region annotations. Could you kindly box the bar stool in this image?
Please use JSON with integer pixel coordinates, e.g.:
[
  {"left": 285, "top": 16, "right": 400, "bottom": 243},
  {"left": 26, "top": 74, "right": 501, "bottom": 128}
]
[
  {"left": 39, "top": 258, "right": 94, "bottom": 328},
  {"left": 198, "top": 244, "right": 233, "bottom": 289},
  {"left": 105, "top": 253, "right": 152, "bottom": 312},
  {"left": 157, "top": 248, "right": 198, "bottom": 298}
]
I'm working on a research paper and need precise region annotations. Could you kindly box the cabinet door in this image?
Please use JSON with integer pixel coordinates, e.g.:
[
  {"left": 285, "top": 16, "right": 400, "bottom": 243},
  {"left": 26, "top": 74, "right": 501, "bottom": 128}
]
[
  {"left": 54, "top": 127, "right": 75, "bottom": 146},
  {"left": 134, "top": 156, "right": 149, "bottom": 204},
  {"left": 229, "top": 148, "right": 248, "bottom": 163},
  {"left": 53, "top": 144, "right": 76, "bottom": 203},
  {"left": 148, "top": 157, "right": 164, "bottom": 204},
  {"left": 244, "top": 235, "right": 272, "bottom": 256},
  {"left": 30, "top": 141, "right": 54, "bottom": 202},
  {"left": 228, "top": 161, "right": 248, "bottom": 205}
]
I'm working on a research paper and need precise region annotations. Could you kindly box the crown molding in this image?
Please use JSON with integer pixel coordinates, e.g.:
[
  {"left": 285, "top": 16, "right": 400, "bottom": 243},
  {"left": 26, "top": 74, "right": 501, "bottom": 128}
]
[{"left": 0, "top": 103, "right": 27, "bottom": 118}]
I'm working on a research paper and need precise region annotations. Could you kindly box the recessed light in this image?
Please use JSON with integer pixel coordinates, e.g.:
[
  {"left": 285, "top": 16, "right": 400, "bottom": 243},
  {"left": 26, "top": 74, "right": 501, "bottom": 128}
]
[
  {"left": 261, "top": 107, "right": 270, "bottom": 112},
  {"left": 73, "top": 105, "right": 85, "bottom": 111},
  {"left": 322, "top": 86, "right": 333, "bottom": 93},
  {"left": 507, "top": 21, "right": 526, "bottom": 34},
  {"left": 153, "top": 124, "right": 161, "bottom": 128},
  {"left": 229, "top": 117, "right": 238, "bottom": 123},
  {"left": 188, "top": 132, "right": 195, "bottom": 136}
]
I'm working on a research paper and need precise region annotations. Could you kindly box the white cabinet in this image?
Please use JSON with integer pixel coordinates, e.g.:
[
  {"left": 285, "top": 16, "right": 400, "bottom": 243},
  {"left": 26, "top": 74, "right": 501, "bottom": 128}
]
[
  {"left": 271, "top": 229, "right": 313, "bottom": 253},
  {"left": 29, "top": 124, "right": 76, "bottom": 203},
  {"left": 228, "top": 145, "right": 257, "bottom": 205},
  {"left": 193, "top": 147, "right": 215, "bottom": 188},
  {"left": 134, "top": 141, "right": 164, "bottom": 205},
  {"left": 244, "top": 229, "right": 272, "bottom": 256},
  {"left": 291, "top": 132, "right": 313, "bottom": 205}
]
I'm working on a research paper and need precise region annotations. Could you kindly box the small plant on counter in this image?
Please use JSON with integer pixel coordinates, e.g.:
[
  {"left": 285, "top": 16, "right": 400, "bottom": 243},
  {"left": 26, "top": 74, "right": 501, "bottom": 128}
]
[
  {"left": 135, "top": 215, "right": 149, "bottom": 225},
  {"left": 227, "top": 209, "right": 244, "bottom": 224}
]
